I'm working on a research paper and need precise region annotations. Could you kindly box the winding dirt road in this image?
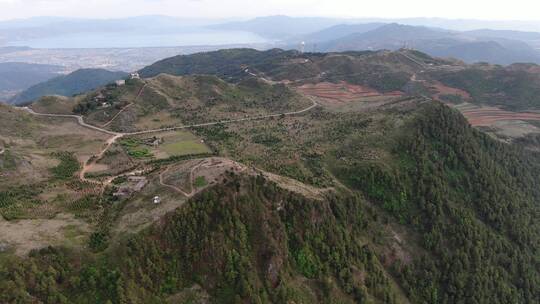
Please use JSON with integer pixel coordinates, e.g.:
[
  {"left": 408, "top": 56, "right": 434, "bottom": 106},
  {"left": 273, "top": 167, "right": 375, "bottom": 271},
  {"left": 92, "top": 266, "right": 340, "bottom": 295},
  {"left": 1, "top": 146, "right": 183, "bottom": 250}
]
[
  {"left": 101, "top": 83, "right": 147, "bottom": 128},
  {"left": 79, "top": 134, "right": 124, "bottom": 183},
  {"left": 22, "top": 96, "right": 317, "bottom": 137},
  {"left": 159, "top": 158, "right": 247, "bottom": 198},
  {"left": 159, "top": 165, "right": 192, "bottom": 197},
  {"left": 127, "top": 97, "right": 318, "bottom": 136},
  {"left": 20, "top": 96, "right": 318, "bottom": 185},
  {"left": 21, "top": 106, "right": 123, "bottom": 184},
  {"left": 22, "top": 107, "right": 120, "bottom": 136}
]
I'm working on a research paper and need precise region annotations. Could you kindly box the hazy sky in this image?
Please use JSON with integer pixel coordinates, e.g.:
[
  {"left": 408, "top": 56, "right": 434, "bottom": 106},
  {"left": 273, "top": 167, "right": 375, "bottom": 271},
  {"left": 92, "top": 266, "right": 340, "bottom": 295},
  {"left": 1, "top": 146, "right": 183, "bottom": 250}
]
[{"left": 0, "top": 0, "right": 539, "bottom": 21}]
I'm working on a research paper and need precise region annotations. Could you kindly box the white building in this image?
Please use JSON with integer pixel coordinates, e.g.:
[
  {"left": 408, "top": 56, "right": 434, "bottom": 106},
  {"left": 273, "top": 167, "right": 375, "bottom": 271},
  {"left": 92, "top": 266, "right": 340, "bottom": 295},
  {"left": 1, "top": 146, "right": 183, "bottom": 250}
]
[{"left": 115, "top": 79, "right": 126, "bottom": 86}]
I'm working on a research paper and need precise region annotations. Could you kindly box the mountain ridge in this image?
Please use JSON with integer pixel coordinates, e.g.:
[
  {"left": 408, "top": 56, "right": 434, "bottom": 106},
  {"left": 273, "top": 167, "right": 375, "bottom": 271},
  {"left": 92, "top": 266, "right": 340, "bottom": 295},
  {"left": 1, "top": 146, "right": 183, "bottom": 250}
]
[
  {"left": 0, "top": 47, "right": 539, "bottom": 303},
  {"left": 317, "top": 23, "right": 540, "bottom": 64},
  {"left": 9, "top": 68, "right": 128, "bottom": 105}
]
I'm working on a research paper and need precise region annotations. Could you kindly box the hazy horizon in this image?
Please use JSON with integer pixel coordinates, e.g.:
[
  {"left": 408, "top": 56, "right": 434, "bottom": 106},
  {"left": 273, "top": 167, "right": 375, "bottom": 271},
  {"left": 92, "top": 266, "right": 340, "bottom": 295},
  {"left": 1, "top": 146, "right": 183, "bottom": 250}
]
[
  {"left": 1, "top": 14, "right": 540, "bottom": 25},
  {"left": 2, "top": 14, "right": 540, "bottom": 50},
  {"left": 0, "top": 0, "right": 539, "bottom": 21}
]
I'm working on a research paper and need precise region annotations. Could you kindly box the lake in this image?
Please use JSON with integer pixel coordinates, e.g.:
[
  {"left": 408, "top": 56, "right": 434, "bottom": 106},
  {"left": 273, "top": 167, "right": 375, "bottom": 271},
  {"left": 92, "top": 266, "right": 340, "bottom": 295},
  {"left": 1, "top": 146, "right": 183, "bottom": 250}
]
[{"left": 6, "top": 30, "right": 269, "bottom": 48}]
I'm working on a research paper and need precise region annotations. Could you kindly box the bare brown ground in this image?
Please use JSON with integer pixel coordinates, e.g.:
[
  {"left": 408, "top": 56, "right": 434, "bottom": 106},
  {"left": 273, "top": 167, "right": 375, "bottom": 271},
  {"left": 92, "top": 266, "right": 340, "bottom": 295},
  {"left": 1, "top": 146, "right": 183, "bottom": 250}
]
[
  {"left": 296, "top": 81, "right": 403, "bottom": 104},
  {"left": 115, "top": 157, "right": 332, "bottom": 235},
  {"left": 161, "top": 157, "right": 330, "bottom": 200},
  {"left": 160, "top": 157, "right": 246, "bottom": 197},
  {"left": 460, "top": 106, "right": 540, "bottom": 126},
  {"left": 0, "top": 213, "right": 90, "bottom": 256},
  {"left": 79, "top": 133, "right": 123, "bottom": 184},
  {"left": 256, "top": 170, "right": 332, "bottom": 201},
  {"left": 430, "top": 81, "right": 471, "bottom": 101}
]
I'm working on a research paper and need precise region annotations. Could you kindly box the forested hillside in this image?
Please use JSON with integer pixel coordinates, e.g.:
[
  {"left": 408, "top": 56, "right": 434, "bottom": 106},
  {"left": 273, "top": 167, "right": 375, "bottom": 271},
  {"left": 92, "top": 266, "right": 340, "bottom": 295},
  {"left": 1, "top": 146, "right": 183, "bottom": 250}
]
[
  {"left": 430, "top": 64, "right": 540, "bottom": 110},
  {"left": 10, "top": 69, "right": 128, "bottom": 105},
  {"left": 0, "top": 175, "right": 402, "bottom": 303},
  {"left": 1, "top": 100, "right": 538, "bottom": 303},
  {"left": 139, "top": 49, "right": 300, "bottom": 81},
  {"left": 0, "top": 62, "right": 64, "bottom": 100},
  {"left": 139, "top": 48, "right": 437, "bottom": 93},
  {"left": 335, "top": 103, "right": 540, "bottom": 302},
  {"left": 1, "top": 47, "right": 539, "bottom": 303}
]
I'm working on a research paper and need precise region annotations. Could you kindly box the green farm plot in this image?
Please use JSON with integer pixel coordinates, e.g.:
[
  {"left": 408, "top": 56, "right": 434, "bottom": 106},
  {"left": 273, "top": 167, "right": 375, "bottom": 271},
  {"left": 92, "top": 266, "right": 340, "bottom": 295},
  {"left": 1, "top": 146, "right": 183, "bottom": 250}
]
[
  {"left": 122, "top": 130, "right": 210, "bottom": 160},
  {"left": 146, "top": 130, "right": 211, "bottom": 159},
  {"left": 161, "top": 140, "right": 210, "bottom": 156},
  {"left": 119, "top": 138, "right": 154, "bottom": 159}
]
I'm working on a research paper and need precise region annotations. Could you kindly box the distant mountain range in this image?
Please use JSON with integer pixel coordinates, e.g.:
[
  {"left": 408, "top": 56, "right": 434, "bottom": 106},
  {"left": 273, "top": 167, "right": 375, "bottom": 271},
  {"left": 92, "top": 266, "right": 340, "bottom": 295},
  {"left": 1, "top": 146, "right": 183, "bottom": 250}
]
[
  {"left": 210, "top": 16, "right": 540, "bottom": 65},
  {"left": 306, "top": 24, "right": 540, "bottom": 64},
  {"left": 209, "top": 16, "right": 351, "bottom": 39},
  {"left": 289, "top": 23, "right": 386, "bottom": 44},
  {"left": 0, "top": 62, "right": 65, "bottom": 101},
  {"left": 2, "top": 15, "right": 540, "bottom": 65},
  {"left": 9, "top": 68, "right": 127, "bottom": 105}
]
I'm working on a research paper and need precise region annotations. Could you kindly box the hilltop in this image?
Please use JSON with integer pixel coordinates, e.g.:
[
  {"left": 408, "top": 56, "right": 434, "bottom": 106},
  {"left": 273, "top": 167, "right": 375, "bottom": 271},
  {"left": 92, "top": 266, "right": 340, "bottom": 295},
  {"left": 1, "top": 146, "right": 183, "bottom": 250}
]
[
  {"left": 0, "top": 48, "right": 539, "bottom": 303},
  {"left": 30, "top": 47, "right": 540, "bottom": 146},
  {"left": 139, "top": 48, "right": 445, "bottom": 92},
  {"left": 36, "top": 73, "right": 312, "bottom": 134}
]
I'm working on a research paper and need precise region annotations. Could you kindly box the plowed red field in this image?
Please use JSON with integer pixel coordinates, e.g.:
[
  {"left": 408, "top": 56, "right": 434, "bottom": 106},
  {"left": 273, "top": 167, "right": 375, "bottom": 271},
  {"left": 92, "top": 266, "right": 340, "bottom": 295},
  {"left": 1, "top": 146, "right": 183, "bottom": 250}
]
[
  {"left": 430, "top": 82, "right": 471, "bottom": 100},
  {"left": 297, "top": 81, "right": 403, "bottom": 103},
  {"left": 461, "top": 106, "right": 540, "bottom": 126}
]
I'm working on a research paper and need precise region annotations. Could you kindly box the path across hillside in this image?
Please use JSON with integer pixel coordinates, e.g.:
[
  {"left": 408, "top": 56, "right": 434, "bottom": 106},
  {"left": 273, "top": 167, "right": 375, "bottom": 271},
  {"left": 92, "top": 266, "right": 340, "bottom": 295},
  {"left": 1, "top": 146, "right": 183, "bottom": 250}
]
[
  {"left": 20, "top": 96, "right": 318, "bottom": 185},
  {"left": 101, "top": 83, "right": 147, "bottom": 128},
  {"left": 22, "top": 97, "right": 317, "bottom": 137},
  {"left": 126, "top": 97, "right": 318, "bottom": 135},
  {"left": 22, "top": 107, "right": 120, "bottom": 136}
]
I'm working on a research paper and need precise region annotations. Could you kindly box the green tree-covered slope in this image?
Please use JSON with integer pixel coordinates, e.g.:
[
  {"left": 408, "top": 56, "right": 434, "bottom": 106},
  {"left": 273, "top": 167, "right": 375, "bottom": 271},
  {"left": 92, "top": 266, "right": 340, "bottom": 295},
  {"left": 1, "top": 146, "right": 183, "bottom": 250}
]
[
  {"left": 11, "top": 68, "right": 127, "bottom": 105},
  {"left": 1, "top": 102, "right": 538, "bottom": 303}
]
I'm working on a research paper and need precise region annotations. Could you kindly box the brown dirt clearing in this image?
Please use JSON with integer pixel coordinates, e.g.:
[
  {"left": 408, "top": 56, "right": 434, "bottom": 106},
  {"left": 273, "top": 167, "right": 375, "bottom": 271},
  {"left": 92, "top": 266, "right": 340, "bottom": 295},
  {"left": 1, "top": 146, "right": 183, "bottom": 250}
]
[
  {"left": 0, "top": 213, "right": 91, "bottom": 256},
  {"left": 296, "top": 81, "right": 403, "bottom": 104}
]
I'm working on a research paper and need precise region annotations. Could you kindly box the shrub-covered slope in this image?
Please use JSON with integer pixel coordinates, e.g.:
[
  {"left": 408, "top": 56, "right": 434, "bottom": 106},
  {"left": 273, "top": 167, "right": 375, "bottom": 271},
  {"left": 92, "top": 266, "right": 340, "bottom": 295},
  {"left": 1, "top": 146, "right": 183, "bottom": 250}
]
[
  {"left": 429, "top": 64, "right": 540, "bottom": 110},
  {"left": 1, "top": 102, "right": 538, "bottom": 303},
  {"left": 69, "top": 74, "right": 310, "bottom": 133},
  {"left": 139, "top": 48, "right": 440, "bottom": 93}
]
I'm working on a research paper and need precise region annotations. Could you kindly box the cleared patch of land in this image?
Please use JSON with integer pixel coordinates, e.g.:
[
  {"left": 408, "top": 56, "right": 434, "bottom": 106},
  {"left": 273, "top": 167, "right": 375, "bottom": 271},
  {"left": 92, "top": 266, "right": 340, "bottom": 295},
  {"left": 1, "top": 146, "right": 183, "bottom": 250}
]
[
  {"left": 429, "top": 81, "right": 471, "bottom": 101},
  {"left": 459, "top": 105, "right": 540, "bottom": 126},
  {"left": 160, "top": 157, "right": 245, "bottom": 197},
  {"left": 31, "top": 96, "right": 76, "bottom": 115},
  {"left": 113, "top": 174, "right": 188, "bottom": 234},
  {"left": 296, "top": 81, "right": 403, "bottom": 104},
  {"left": 0, "top": 108, "right": 109, "bottom": 188},
  {"left": 453, "top": 103, "right": 540, "bottom": 139},
  {"left": 119, "top": 130, "right": 210, "bottom": 161},
  {"left": 0, "top": 213, "right": 90, "bottom": 256},
  {"left": 152, "top": 131, "right": 211, "bottom": 158}
]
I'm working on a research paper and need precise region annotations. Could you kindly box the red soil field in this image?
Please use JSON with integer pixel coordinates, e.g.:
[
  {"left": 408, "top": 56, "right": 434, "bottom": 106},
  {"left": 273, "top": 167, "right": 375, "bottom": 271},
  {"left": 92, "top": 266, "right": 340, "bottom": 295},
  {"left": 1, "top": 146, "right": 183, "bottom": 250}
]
[
  {"left": 430, "top": 81, "right": 471, "bottom": 101},
  {"left": 296, "top": 81, "right": 403, "bottom": 103},
  {"left": 461, "top": 106, "right": 540, "bottom": 126}
]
